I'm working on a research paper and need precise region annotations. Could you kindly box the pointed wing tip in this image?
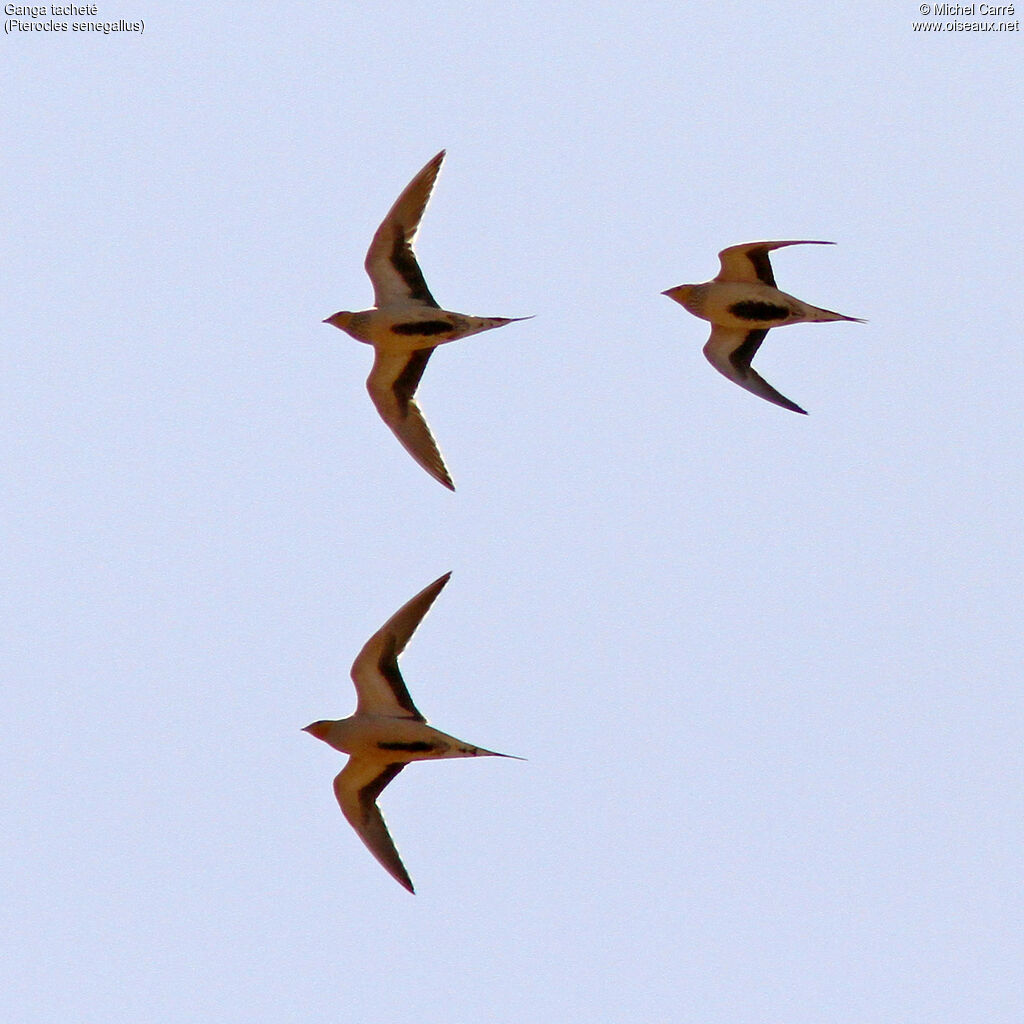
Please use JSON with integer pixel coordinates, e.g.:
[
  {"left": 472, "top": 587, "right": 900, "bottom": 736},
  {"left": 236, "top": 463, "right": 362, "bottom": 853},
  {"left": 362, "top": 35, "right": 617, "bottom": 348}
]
[
  {"left": 423, "top": 453, "right": 456, "bottom": 492},
  {"left": 426, "top": 460, "right": 456, "bottom": 490},
  {"left": 750, "top": 393, "right": 809, "bottom": 416},
  {"left": 381, "top": 852, "right": 416, "bottom": 894},
  {"left": 380, "top": 846, "right": 416, "bottom": 894},
  {"left": 764, "top": 390, "right": 808, "bottom": 415},
  {"left": 771, "top": 390, "right": 809, "bottom": 415},
  {"left": 418, "top": 571, "right": 452, "bottom": 608},
  {"left": 725, "top": 239, "right": 835, "bottom": 252}
]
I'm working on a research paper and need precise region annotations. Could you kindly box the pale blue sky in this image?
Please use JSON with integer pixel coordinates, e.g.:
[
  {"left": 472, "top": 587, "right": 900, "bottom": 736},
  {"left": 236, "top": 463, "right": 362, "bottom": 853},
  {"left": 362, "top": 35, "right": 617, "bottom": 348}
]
[{"left": 4, "top": 2, "right": 1023, "bottom": 1022}]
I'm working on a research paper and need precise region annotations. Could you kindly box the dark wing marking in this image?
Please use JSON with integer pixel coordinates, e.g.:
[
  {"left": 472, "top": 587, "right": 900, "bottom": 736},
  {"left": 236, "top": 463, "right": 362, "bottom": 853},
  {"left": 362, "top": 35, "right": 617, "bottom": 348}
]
[
  {"left": 387, "top": 223, "right": 439, "bottom": 307},
  {"left": 391, "top": 349, "right": 432, "bottom": 414},
  {"left": 746, "top": 248, "right": 778, "bottom": 287},
  {"left": 730, "top": 328, "right": 770, "bottom": 370},
  {"left": 374, "top": 633, "right": 422, "bottom": 719}
]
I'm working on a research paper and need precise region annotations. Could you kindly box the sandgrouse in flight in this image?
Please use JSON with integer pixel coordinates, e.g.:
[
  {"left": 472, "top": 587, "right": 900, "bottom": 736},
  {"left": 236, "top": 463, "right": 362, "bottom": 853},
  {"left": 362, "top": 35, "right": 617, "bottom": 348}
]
[
  {"left": 663, "top": 240, "right": 864, "bottom": 414},
  {"left": 324, "top": 151, "right": 530, "bottom": 489},
  {"left": 303, "top": 572, "right": 520, "bottom": 893}
]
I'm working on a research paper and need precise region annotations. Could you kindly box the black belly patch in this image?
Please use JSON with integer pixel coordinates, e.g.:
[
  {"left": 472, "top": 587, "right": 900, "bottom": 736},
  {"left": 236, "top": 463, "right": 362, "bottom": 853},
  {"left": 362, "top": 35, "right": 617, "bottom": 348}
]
[
  {"left": 377, "top": 740, "right": 436, "bottom": 753},
  {"left": 729, "top": 300, "right": 791, "bottom": 322},
  {"left": 391, "top": 320, "right": 453, "bottom": 336}
]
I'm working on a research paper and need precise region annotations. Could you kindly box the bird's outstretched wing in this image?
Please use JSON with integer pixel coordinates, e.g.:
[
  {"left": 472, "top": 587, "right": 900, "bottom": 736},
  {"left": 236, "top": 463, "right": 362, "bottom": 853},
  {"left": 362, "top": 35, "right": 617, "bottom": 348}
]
[
  {"left": 364, "top": 151, "right": 445, "bottom": 309},
  {"left": 715, "top": 240, "right": 834, "bottom": 287},
  {"left": 334, "top": 760, "right": 414, "bottom": 893},
  {"left": 366, "top": 347, "right": 454, "bottom": 490},
  {"left": 350, "top": 572, "right": 452, "bottom": 719},
  {"left": 703, "top": 326, "right": 808, "bottom": 415}
]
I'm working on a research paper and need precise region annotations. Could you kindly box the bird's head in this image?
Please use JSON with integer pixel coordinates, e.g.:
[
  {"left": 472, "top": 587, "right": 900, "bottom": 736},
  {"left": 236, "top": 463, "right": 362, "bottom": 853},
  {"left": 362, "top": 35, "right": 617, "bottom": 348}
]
[
  {"left": 323, "top": 311, "right": 354, "bottom": 331},
  {"left": 662, "top": 284, "right": 706, "bottom": 317},
  {"left": 302, "top": 720, "right": 334, "bottom": 743},
  {"left": 662, "top": 283, "right": 693, "bottom": 305}
]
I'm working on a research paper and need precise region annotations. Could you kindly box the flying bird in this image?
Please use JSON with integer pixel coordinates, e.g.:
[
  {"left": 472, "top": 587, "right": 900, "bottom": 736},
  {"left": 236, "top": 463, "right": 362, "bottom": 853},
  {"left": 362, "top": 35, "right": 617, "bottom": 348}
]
[
  {"left": 324, "top": 150, "right": 531, "bottom": 489},
  {"left": 663, "top": 240, "right": 864, "bottom": 414},
  {"left": 303, "top": 572, "right": 520, "bottom": 893}
]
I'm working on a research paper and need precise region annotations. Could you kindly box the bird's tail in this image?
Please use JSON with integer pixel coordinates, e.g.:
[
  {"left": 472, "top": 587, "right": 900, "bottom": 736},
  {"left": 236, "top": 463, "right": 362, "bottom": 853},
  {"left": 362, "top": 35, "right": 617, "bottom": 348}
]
[
  {"left": 457, "top": 315, "right": 534, "bottom": 338},
  {"left": 455, "top": 743, "right": 526, "bottom": 760},
  {"left": 806, "top": 305, "right": 866, "bottom": 324}
]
